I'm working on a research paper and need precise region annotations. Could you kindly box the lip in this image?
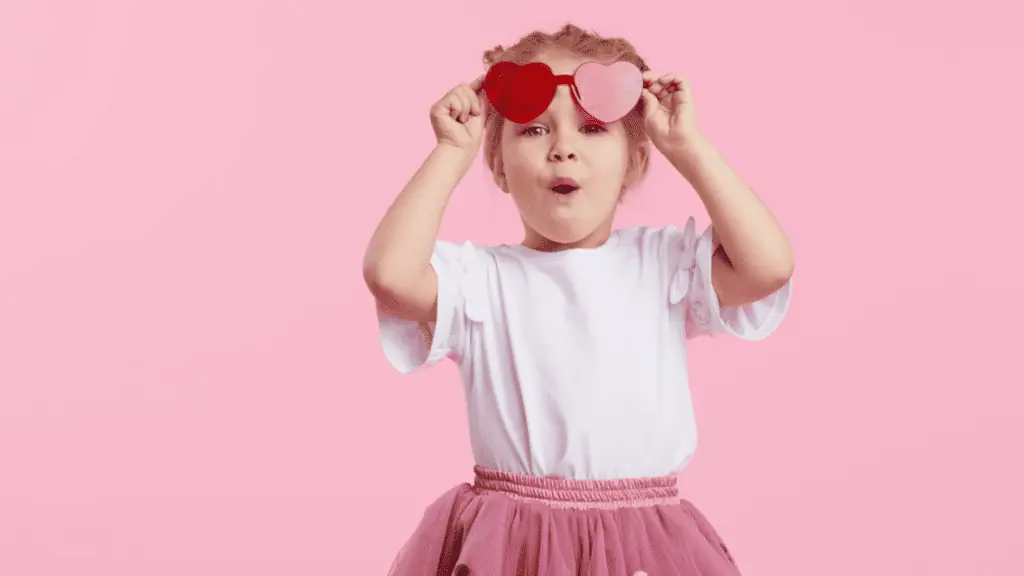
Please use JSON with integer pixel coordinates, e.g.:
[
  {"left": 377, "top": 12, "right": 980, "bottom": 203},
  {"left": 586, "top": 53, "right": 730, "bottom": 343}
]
[{"left": 549, "top": 177, "right": 581, "bottom": 194}]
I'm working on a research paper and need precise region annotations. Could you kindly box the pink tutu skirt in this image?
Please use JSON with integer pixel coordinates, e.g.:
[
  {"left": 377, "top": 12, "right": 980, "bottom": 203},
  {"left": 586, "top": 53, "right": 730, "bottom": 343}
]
[{"left": 386, "top": 466, "right": 742, "bottom": 576}]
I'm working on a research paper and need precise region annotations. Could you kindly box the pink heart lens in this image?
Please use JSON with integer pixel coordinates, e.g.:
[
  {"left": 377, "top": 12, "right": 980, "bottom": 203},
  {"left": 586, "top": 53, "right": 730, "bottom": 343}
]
[{"left": 573, "top": 61, "right": 644, "bottom": 123}]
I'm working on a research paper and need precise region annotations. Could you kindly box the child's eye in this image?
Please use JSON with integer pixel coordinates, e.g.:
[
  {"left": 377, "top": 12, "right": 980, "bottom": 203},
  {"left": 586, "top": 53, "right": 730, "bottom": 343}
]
[{"left": 521, "top": 124, "right": 605, "bottom": 137}]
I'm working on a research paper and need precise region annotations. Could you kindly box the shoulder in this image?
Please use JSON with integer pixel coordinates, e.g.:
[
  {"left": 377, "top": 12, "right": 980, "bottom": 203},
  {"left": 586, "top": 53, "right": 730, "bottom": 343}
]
[
  {"left": 430, "top": 238, "right": 509, "bottom": 289},
  {"left": 431, "top": 238, "right": 499, "bottom": 269}
]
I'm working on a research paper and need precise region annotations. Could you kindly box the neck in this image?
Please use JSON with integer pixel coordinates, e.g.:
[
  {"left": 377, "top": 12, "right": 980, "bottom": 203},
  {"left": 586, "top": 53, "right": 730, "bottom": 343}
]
[{"left": 521, "top": 222, "right": 614, "bottom": 252}]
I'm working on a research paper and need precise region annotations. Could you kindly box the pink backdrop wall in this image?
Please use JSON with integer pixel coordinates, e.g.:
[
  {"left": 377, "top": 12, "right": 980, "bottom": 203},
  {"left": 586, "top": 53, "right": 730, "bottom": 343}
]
[{"left": 2, "top": 1, "right": 1022, "bottom": 574}]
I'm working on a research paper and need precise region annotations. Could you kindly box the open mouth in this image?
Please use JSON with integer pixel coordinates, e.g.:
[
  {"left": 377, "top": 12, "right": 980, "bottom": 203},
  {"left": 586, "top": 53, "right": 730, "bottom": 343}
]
[{"left": 549, "top": 178, "right": 580, "bottom": 195}]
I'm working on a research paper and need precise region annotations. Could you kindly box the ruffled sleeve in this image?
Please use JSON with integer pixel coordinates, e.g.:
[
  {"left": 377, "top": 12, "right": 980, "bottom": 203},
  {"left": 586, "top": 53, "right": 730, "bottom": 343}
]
[
  {"left": 376, "top": 240, "right": 490, "bottom": 374},
  {"left": 665, "top": 218, "right": 791, "bottom": 340}
]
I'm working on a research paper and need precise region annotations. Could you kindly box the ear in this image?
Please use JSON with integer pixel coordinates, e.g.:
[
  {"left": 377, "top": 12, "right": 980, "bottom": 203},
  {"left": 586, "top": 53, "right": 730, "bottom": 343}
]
[
  {"left": 490, "top": 152, "right": 509, "bottom": 193},
  {"left": 623, "top": 142, "right": 650, "bottom": 189},
  {"left": 493, "top": 170, "right": 508, "bottom": 193}
]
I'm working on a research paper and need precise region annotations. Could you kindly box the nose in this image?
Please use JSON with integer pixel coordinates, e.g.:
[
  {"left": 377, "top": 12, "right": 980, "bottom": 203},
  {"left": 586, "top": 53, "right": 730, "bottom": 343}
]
[
  {"left": 547, "top": 136, "right": 577, "bottom": 162},
  {"left": 548, "top": 148, "right": 576, "bottom": 162},
  {"left": 546, "top": 91, "right": 581, "bottom": 162}
]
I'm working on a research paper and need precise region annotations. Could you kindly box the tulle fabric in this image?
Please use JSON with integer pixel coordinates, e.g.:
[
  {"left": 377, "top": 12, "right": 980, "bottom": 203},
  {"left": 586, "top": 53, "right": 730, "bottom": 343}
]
[{"left": 387, "top": 467, "right": 741, "bottom": 576}]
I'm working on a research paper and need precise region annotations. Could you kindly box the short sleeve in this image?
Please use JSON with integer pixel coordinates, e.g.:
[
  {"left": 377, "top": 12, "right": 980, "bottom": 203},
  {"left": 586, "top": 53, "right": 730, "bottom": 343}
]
[
  {"left": 664, "top": 218, "right": 791, "bottom": 340},
  {"left": 376, "top": 240, "right": 488, "bottom": 374}
]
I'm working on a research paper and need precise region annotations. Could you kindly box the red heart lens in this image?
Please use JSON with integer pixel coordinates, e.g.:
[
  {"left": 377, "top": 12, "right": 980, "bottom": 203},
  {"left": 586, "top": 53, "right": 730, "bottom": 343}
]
[{"left": 483, "top": 62, "right": 558, "bottom": 124}]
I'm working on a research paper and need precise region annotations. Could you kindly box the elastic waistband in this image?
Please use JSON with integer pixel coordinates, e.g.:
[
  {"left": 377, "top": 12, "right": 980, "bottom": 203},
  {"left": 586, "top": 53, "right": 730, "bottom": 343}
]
[{"left": 472, "top": 466, "right": 680, "bottom": 510}]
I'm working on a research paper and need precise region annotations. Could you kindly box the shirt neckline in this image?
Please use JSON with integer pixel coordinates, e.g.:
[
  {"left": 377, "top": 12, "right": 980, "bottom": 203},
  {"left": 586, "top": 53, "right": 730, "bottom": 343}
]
[{"left": 500, "top": 230, "right": 621, "bottom": 259}]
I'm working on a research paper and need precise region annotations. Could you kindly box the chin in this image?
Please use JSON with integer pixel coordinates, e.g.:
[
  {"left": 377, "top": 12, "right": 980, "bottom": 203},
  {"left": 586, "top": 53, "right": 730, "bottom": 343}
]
[{"left": 515, "top": 192, "right": 617, "bottom": 246}]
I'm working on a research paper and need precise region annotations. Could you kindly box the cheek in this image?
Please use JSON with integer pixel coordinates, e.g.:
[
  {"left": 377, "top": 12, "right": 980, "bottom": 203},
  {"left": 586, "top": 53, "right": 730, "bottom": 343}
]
[
  {"left": 499, "top": 128, "right": 528, "bottom": 167},
  {"left": 593, "top": 142, "right": 631, "bottom": 178},
  {"left": 501, "top": 143, "right": 541, "bottom": 183}
]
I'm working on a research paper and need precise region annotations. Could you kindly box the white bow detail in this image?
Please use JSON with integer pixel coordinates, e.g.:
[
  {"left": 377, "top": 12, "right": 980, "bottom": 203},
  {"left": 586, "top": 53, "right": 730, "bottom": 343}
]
[{"left": 668, "top": 217, "right": 699, "bottom": 305}]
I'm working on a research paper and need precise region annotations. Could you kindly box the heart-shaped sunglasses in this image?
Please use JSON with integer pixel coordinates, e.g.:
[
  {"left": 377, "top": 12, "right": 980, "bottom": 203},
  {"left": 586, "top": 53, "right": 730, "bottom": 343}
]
[{"left": 480, "top": 60, "right": 644, "bottom": 125}]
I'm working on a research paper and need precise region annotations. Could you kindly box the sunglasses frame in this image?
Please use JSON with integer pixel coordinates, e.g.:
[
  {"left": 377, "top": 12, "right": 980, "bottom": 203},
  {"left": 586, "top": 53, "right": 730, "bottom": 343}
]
[{"left": 481, "top": 60, "right": 643, "bottom": 125}]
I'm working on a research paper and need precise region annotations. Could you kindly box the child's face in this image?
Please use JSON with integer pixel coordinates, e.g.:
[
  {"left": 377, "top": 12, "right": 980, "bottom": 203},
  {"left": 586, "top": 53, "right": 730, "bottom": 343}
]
[{"left": 498, "top": 51, "right": 634, "bottom": 248}]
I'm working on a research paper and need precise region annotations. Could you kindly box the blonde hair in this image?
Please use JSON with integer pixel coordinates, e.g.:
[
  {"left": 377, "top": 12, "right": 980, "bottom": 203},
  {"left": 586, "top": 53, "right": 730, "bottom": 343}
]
[{"left": 481, "top": 23, "right": 652, "bottom": 192}]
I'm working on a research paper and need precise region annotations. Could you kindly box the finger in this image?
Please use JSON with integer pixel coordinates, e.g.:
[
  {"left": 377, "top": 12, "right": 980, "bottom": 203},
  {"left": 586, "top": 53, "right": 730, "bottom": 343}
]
[
  {"left": 460, "top": 84, "right": 481, "bottom": 117},
  {"left": 654, "top": 82, "right": 674, "bottom": 105},
  {"left": 660, "top": 74, "right": 691, "bottom": 100},
  {"left": 478, "top": 90, "right": 491, "bottom": 117},
  {"left": 652, "top": 74, "right": 683, "bottom": 106},
  {"left": 470, "top": 74, "right": 486, "bottom": 94},
  {"left": 446, "top": 93, "right": 464, "bottom": 121},
  {"left": 668, "top": 76, "right": 692, "bottom": 108},
  {"left": 456, "top": 87, "right": 473, "bottom": 123},
  {"left": 642, "top": 70, "right": 659, "bottom": 90},
  {"left": 448, "top": 87, "right": 467, "bottom": 123},
  {"left": 677, "top": 76, "right": 693, "bottom": 102},
  {"left": 646, "top": 79, "right": 667, "bottom": 99},
  {"left": 641, "top": 88, "right": 661, "bottom": 119},
  {"left": 467, "top": 87, "right": 482, "bottom": 117},
  {"left": 658, "top": 72, "right": 684, "bottom": 88},
  {"left": 656, "top": 85, "right": 673, "bottom": 104}
]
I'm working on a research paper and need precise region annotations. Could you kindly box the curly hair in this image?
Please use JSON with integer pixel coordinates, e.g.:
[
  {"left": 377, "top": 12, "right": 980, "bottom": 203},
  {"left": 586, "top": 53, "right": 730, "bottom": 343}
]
[{"left": 481, "top": 24, "right": 652, "bottom": 192}]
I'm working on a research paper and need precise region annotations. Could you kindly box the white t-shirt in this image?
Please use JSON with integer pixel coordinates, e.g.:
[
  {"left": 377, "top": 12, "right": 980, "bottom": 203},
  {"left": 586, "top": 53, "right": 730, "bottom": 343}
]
[{"left": 376, "top": 217, "right": 791, "bottom": 481}]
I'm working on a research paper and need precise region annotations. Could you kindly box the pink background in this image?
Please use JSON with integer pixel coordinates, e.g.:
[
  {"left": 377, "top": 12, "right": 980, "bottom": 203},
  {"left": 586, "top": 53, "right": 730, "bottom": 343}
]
[{"left": 2, "top": 1, "right": 1022, "bottom": 574}]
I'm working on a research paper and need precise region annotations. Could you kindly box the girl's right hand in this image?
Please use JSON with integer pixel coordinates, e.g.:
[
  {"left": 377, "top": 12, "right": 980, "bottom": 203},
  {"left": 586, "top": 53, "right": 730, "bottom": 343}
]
[{"left": 430, "top": 76, "right": 487, "bottom": 154}]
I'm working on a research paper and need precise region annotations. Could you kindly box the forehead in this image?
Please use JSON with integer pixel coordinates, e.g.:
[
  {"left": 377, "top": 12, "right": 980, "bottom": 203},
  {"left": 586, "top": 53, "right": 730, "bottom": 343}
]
[{"left": 531, "top": 50, "right": 590, "bottom": 75}]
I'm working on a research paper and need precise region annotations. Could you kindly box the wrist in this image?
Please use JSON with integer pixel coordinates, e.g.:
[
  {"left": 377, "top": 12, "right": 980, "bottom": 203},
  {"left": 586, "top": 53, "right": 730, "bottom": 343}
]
[
  {"left": 664, "top": 135, "right": 715, "bottom": 179},
  {"left": 434, "top": 142, "right": 478, "bottom": 171}
]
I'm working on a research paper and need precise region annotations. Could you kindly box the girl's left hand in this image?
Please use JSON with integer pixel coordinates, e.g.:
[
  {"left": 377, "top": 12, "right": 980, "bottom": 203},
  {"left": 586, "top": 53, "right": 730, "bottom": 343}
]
[{"left": 641, "top": 71, "right": 703, "bottom": 154}]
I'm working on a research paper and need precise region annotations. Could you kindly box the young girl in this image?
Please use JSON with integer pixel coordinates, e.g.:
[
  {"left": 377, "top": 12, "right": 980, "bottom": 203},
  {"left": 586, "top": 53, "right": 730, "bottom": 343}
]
[{"left": 363, "top": 23, "right": 793, "bottom": 576}]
